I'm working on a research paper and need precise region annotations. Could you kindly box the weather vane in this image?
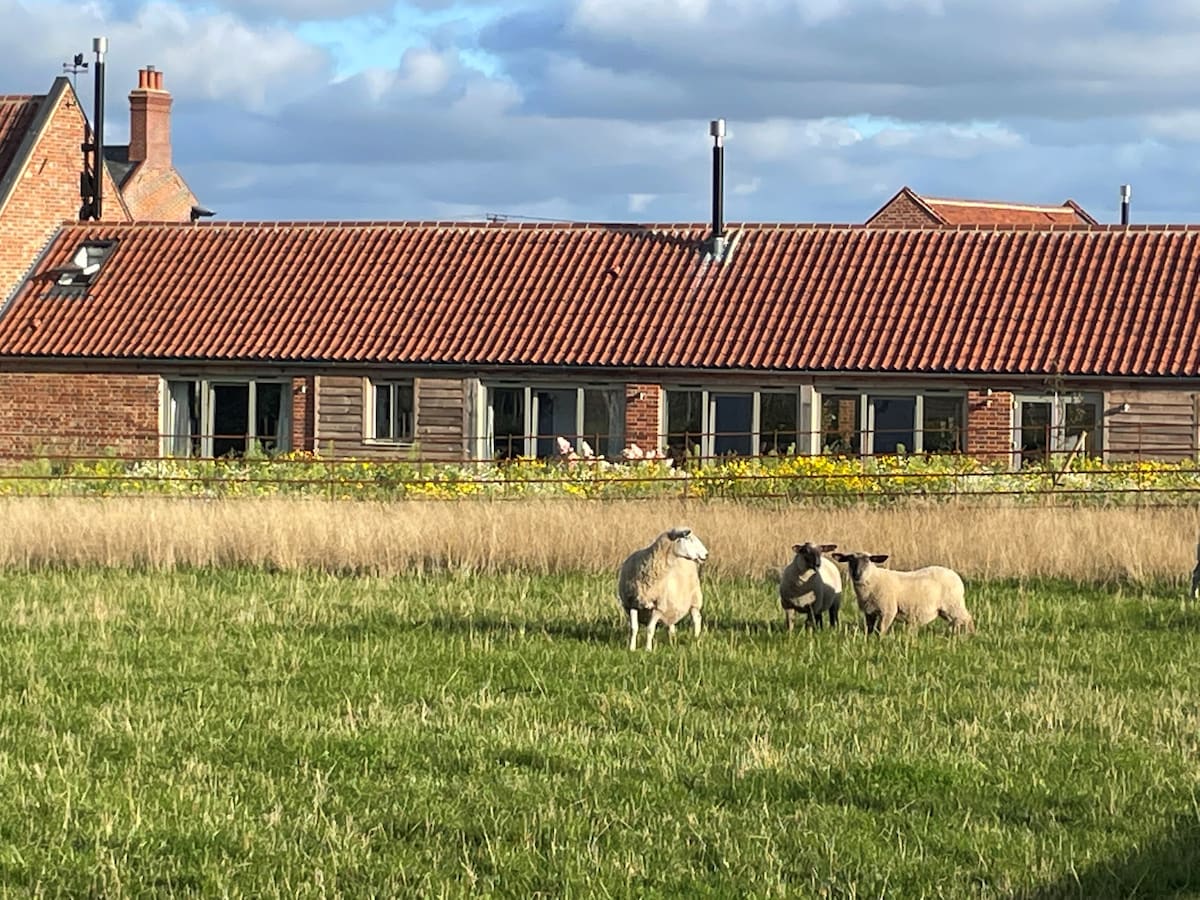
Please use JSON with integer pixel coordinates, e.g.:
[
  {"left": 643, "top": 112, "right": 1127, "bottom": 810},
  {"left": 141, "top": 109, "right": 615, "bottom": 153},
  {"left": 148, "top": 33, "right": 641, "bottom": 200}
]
[{"left": 62, "top": 52, "right": 89, "bottom": 91}]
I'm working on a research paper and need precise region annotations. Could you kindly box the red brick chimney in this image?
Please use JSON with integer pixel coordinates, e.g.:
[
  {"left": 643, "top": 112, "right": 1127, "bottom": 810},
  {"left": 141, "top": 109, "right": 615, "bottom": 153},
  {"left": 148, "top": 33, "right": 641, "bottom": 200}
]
[{"left": 128, "top": 65, "right": 172, "bottom": 167}]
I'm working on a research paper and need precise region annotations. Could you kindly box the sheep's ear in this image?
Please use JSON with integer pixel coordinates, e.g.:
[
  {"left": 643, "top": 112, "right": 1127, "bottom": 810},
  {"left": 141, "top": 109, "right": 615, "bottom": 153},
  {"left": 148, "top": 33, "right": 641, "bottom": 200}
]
[
  {"left": 831, "top": 553, "right": 849, "bottom": 562},
  {"left": 668, "top": 527, "right": 691, "bottom": 540},
  {"left": 869, "top": 554, "right": 889, "bottom": 564},
  {"left": 791, "top": 544, "right": 804, "bottom": 554},
  {"left": 819, "top": 543, "right": 837, "bottom": 552}
]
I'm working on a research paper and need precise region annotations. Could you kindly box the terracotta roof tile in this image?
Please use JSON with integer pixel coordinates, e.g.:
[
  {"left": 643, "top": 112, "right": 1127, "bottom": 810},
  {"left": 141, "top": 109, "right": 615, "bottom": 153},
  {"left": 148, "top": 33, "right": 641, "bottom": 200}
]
[
  {"left": 3, "top": 220, "right": 1200, "bottom": 377},
  {"left": 922, "top": 196, "right": 1092, "bottom": 226}
]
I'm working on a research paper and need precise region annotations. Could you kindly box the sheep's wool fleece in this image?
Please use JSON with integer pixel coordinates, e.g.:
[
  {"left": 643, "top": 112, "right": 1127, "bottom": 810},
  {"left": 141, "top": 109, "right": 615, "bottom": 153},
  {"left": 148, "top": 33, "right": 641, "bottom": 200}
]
[{"left": 618, "top": 531, "right": 706, "bottom": 626}]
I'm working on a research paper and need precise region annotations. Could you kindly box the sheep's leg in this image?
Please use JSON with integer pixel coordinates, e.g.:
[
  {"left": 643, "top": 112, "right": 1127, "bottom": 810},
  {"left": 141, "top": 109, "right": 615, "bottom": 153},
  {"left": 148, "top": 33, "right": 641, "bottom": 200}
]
[
  {"left": 878, "top": 607, "right": 897, "bottom": 635},
  {"left": 690, "top": 606, "right": 702, "bottom": 638},
  {"left": 785, "top": 607, "right": 795, "bottom": 633},
  {"left": 645, "top": 611, "right": 662, "bottom": 651},
  {"left": 667, "top": 623, "right": 677, "bottom": 643},
  {"left": 829, "top": 604, "right": 840, "bottom": 629},
  {"left": 628, "top": 608, "right": 639, "bottom": 651}
]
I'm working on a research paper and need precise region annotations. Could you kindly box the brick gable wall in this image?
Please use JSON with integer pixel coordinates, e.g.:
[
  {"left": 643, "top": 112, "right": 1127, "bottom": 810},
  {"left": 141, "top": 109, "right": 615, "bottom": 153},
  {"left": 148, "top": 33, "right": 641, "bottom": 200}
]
[
  {"left": 866, "top": 192, "right": 941, "bottom": 228},
  {"left": 0, "top": 89, "right": 129, "bottom": 302}
]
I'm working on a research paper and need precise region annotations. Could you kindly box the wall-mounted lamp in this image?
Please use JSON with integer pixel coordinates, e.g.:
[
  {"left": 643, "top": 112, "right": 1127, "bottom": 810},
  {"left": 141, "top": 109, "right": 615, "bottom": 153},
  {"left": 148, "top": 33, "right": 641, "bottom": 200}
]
[{"left": 1120, "top": 402, "right": 1130, "bottom": 413}]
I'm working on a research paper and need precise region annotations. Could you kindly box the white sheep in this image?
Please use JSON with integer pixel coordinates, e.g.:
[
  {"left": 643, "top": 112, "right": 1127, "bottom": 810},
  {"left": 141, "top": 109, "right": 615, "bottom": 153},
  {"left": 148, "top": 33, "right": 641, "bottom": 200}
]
[
  {"left": 778, "top": 542, "right": 843, "bottom": 631},
  {"left": 832, "top": 551, "right": 975, "bottom": 635},
  {"left": 617, "top": 527, "right": 708, "bottom": 650}
]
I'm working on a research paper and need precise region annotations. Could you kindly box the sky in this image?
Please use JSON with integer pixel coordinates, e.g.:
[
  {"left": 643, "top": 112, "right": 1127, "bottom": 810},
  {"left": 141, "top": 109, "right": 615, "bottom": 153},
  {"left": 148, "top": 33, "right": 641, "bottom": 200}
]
[{"left": 4, "top": 0, "right": 1200, "bottom": 224}]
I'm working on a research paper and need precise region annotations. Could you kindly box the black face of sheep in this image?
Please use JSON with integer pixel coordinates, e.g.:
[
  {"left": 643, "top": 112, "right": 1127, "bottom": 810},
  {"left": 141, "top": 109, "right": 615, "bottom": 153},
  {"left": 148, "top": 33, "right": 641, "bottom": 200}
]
[
  {"left": 832, "top": 551, "right": 889, "bottom": 582},
  {"left": 792, "top": 542, "right": 836, "bottom": 573}
]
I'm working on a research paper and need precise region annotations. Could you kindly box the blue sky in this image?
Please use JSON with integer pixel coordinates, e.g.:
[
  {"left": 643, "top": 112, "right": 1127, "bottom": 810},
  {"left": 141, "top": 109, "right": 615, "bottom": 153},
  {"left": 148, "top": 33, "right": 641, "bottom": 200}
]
[{"left": 4, "top": 0, "right": 1200, "bottom": 224}]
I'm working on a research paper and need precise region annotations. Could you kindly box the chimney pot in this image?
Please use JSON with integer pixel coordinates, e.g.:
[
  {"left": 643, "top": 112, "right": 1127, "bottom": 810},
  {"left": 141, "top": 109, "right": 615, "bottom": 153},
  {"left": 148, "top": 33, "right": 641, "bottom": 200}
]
[{"left": 137, "top": 68, "right": 148, "bottom": 89}]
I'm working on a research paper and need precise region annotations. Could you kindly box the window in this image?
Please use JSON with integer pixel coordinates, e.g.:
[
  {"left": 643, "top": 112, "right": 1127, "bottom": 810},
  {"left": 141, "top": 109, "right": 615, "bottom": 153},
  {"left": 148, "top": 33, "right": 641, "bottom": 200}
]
[
  {"left": 819, "top": 390, "right": 965, "bottom": 456},
  {"left": 759, "top": 392, "right": 799, "bottom": 455},
  {"left": 821, "top": 394, "right": 861, "bottom": 454},
  {"left": 162, "top": 378, "right": 291, "bottom": 457},
  {"left": 666, "top": 388, "right": 803, "bottom": 462},
  {"left": 368, "top": 381, "right": 414, "bottom": 443},
  {"left": 1013, "top": 393, "right": 1101, "bottom": 467},
  {"left": 484, "top": 385, "right": 626, "bottom": 460},
  {"left": 48, "top": 240, "right": 116, "bottom": 295}
]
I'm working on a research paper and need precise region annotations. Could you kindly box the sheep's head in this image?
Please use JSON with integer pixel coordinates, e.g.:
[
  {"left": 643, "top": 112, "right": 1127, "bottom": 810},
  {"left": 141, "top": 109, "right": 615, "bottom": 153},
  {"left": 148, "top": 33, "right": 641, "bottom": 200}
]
[
  {"left": 832, "top": 551, "right": 888, "bottom": 581},
  {"left": 791, "top": 542, "right": 837, "bottom": 573},
  {"left": 668, "top": 527, "right": 709, "bottom": 563}
]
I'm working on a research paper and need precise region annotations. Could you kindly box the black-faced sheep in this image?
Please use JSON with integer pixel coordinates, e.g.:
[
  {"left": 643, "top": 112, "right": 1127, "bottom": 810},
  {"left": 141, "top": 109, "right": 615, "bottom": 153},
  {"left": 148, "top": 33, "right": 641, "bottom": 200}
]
[
  {"left": 617, "top": 527, "right": 708, "bottom": 651},
  {"left": 779, "top": 542, "right": 842, "bottom": 631},
  {"left": 832, "top": 551, "right": 975, "bottom": 635}
]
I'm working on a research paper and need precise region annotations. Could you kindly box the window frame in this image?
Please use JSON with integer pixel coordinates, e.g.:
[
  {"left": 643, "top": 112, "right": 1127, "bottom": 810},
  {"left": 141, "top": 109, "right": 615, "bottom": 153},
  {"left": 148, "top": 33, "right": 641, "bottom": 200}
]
[
  {"left": 480, "top": 382, "right": 627, "bottom": 460},
  {"left": 364, "top": 378, "right": 416, "bottom": 445},
  {"left": 815, "top": 388, "right": 966, "bottom": 456},
  {"left": 662, "top": 387, "right": 805, "bottom": 461},
  {"left": 1011, "top": 391, "right": 1103, "bottom": 468},
  {"left": 160, "top": 376, "right": 293, "bottom": 458}
]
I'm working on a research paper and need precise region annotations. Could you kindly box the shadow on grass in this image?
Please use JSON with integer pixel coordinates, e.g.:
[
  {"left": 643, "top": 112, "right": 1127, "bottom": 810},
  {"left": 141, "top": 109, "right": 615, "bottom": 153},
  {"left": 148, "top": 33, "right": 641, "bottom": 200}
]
[{"left": 1016, "top": 812, "right": 1200, "bottom": 899}]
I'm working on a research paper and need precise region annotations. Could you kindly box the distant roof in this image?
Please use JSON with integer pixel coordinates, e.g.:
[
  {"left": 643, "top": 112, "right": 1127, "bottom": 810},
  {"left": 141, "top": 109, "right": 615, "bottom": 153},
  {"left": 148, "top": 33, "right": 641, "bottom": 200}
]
[
  {"left": 2, "top": 219, "right": 1199, "bottom": 378},
  {"left": 867, "top": 186, "right": 1098, "bottom": 228},
  {"left": 0, "top": 94, "right": 43, "bottom": 186}
]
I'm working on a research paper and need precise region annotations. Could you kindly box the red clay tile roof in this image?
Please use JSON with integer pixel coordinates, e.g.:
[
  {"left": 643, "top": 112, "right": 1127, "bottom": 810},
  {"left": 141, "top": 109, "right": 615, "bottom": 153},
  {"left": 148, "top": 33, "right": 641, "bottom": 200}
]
[
  {"left": 2, "top": 220, "right": 1199, "bottom": 377},
  {"left": 922, "top": 196, "right": 1094, "bottom": 226},
  {"left": 0, "top": 94, "right": 43, "bottom": 187},
  {"left": 866, "top": 186, "right": 1098, "bottom": 228}
]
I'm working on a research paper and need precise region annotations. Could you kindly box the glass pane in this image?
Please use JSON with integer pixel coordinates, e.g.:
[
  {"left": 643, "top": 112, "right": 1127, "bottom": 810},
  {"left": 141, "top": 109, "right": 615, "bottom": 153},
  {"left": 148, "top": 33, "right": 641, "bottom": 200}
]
[
  {"left": 713, "top": 393, "right": 753, "bottom": 456},
  {"left": 923, "top": 396, "right": 964, "bottom": 453},
  {"left": 167, "top": 380, "right": 200, "bottom": 457},
  {"left": 583, "top": 388, "right": 625, "bottom": 459},
  {"left": 870, "top": 396, "right": 915, "bottom": 455},
  {"left": 374, "top": 384, "right": 391, "bottom": 440},
  {"left": 535, "top": 389, "right": 578, "bottom": 458},
  {"left": 212, "top": 384, "right": 249, "bottom": 458},
  {"left": 395, "top": 384, "right": 414, "bottom": 440},
  {"left": 1020, "top": 402, "right": 1051, "bottom": 467},
  {"left": 821, "top": 394, "right": 860, "bottom": 454},
  {"left": 255, "top": 383, "right": 283, "bottom": 453},
  {"left": 759, "top": 392, "right": 798, "bottom": 455},
  {"left": 666, "top": 390, "right": 704, "bottom": 463},
  {"left": 491, "top": 387, "right": 525, "bottom": 459},
  {"left": 1065, "top": 402, "right": 1098, "bottom": 456}
]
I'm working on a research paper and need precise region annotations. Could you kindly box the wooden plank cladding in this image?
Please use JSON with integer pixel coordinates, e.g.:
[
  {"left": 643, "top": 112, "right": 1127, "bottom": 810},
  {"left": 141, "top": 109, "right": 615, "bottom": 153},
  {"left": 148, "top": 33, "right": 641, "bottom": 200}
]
[
  {"left": 315, "top": 375, "right": 466, "bottom": 461},
  {"left": 1105, "top": 390, "right": 1199, "bottom": 461}
]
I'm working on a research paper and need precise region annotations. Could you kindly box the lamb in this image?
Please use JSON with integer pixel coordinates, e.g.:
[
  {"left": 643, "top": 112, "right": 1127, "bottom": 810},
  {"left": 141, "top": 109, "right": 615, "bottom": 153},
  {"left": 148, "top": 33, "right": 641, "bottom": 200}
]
[
  {"left": 778, "top": 542, "right": 842, "bottom": 631},
  {"left": 617, "top": 527, "right": 708, "bottom": 651},
  {"left": 832, "top": 551, "right": 975, "bottom": 635}
]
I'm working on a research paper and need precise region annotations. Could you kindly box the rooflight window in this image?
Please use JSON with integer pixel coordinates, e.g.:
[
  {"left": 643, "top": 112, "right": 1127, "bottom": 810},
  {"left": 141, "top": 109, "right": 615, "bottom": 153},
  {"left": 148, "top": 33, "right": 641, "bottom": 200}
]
[{"left": 48, "top": 240, "right": 116, "bottom": 295}]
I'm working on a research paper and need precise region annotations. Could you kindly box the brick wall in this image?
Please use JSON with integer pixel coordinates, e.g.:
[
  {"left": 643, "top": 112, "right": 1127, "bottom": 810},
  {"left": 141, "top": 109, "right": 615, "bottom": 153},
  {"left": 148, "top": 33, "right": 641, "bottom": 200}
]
[
  {"left": 866, "top": 191, "right": 940, "bottom": 228},
  {"left": 0, "top": 87, "right": 129, "bottom": 302},
  {"left": 625, "top": 383, "right": 660, "bottom": 450},
  {"left": 290, "top": 375, "right": 315, "bottom": 452},
  {"left": 964, "top": 390, "right": 1013, "bottom": 462},
  {"left": 0, "top": 372, "right": 159, "bottom": 457}
]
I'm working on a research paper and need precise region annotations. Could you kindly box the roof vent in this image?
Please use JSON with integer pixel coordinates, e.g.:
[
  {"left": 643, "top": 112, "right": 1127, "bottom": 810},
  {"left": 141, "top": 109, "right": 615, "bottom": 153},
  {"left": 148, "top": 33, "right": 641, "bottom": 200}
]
[{"left": 1119, "top": 184, "right": 1132, "bottom": 226}]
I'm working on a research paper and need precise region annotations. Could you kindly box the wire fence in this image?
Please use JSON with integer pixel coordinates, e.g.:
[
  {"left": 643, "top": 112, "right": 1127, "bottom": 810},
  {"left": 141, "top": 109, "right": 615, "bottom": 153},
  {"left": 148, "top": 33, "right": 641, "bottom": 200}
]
[{"left": 1, "top": 428, "right": 1200, "bottom": 506}]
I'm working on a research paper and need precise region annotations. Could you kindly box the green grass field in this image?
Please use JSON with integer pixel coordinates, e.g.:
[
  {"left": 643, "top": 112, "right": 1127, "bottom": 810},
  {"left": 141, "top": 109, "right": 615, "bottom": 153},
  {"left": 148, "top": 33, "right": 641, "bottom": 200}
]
[{"left": 0, "top": 568, "right": 1198, "bottom": 898}]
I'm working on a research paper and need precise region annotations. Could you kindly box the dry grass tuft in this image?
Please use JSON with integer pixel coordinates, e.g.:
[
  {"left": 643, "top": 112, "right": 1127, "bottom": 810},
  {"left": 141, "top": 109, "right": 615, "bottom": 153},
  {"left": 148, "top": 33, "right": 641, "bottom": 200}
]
[{"left": 4, "top": 497, "right": 1199, "bottom": 583}]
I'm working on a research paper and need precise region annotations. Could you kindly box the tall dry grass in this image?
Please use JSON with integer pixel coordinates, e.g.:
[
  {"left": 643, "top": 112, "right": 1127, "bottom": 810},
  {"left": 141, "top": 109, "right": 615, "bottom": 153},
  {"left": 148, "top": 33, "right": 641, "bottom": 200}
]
[{"left": 5, "top": 497, "right": 1200, "bottom": 583}]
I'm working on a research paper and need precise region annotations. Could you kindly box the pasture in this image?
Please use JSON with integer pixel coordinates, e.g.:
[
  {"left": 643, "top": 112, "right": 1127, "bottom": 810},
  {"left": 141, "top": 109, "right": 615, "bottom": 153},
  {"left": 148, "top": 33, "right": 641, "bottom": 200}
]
[{"left": 0, "top": 558, "right": 1198, "bottom": 897}]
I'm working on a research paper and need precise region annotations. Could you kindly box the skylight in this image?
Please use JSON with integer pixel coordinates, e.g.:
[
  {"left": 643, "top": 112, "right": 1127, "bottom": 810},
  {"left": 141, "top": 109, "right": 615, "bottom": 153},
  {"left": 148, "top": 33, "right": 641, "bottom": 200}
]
[{"left": 49, "top": 240, "right": 116, "bottom": 295}]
